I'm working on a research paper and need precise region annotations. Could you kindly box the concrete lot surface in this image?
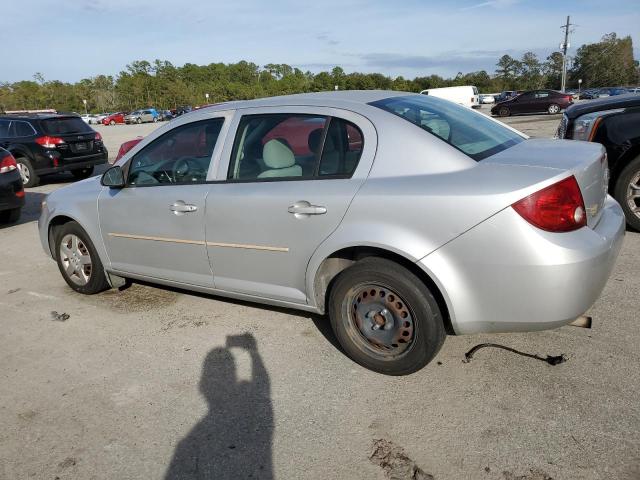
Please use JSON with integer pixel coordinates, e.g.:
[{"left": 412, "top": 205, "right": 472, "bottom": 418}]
[{"left": 1, "top": 110, "right": 639, "bottom": 480}]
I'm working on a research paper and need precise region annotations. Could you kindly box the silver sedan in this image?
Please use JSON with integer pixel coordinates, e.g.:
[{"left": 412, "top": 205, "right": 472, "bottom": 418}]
[{"left": 38, "top": 91, "right": 624, "bottom": 375}]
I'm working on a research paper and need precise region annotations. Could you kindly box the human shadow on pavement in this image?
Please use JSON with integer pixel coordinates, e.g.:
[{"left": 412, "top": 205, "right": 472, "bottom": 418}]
[{"left": 165, "top": 333, "right": 273, "bottom": 480}]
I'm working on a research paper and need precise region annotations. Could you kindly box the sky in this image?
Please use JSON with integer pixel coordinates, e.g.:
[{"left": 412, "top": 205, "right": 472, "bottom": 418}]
[{"left": 1, "top": 0, "right": 638, "bottom": 83}]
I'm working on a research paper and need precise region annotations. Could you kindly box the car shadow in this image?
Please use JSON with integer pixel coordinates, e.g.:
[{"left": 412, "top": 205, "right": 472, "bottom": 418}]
[
  {"left": 164, "top": 333, "right": 274, "bottom": 479},
  {"left": 0, "top": 191, "right": 46, "bottom": 229}
]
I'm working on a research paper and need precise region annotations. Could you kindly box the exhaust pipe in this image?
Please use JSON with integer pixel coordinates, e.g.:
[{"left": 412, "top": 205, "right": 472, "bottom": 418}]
[{"left": 569, "top": 315, "right": 592, "bottom": 329}]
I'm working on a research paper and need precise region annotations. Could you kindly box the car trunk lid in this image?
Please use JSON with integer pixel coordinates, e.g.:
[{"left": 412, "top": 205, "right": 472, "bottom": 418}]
[{"left": 483, "top": 138, "right": 609, "bottom": 228}]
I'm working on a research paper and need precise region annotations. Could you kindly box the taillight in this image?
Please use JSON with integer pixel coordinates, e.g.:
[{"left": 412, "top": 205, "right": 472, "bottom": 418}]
[
  {"left": 512, "top": 176, "right": 586, "bottom": 232},
  {"left": 0, "top": 153, "right": 18, "bottom": 173},
  {"left": 35, "top": 136, "right": 65, "bottom": 148},
  {"left": 95, "top": 132, "right": 103, "bottom": 141}
]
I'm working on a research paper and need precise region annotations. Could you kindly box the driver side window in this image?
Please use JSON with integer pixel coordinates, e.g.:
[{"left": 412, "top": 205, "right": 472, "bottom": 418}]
[{"left": 127, "top": 118, "right": 223, "bottom": 186}]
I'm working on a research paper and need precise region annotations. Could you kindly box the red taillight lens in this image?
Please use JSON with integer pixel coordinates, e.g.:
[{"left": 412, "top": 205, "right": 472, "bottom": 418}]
[
  {"left": 95, "top": 132, "right": 103, "bottom": 141},
  {"left": 512, "top": 176, "right": 586, "bottom": 232},
  {"left": 35, "top": 136, "right": 65, "bottom": 148},
  {"left": 0, "top": 153, "right": 18, "bottom": 173}
]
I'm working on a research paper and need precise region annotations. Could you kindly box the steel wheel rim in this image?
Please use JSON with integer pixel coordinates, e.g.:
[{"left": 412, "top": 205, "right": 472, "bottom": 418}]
[
  {"left": 345, "top": 283, "right": 415, "bottom": 357},
  {"left": 549, "top": 104, "right": 560, "bottom": 114},
  {"left": 17, "top": 163, "right": 29, "bottom": 184},
  {"left": 59, "top": 234, "right": 92, "bottom": 286},
  {"left": 626, "top": 172, "right": 640, "bottom": 219}
]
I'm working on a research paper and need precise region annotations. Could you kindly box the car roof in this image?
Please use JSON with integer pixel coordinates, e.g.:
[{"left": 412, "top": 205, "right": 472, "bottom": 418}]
[
  {"left": 0, "top": 113, "right": 78, "bottom": 121},
  {"left": 565, "top": 93, "right": 640, "bottom": 119},
  {"left": 199, "top": 90, "right": 411, "bottom": 113}
]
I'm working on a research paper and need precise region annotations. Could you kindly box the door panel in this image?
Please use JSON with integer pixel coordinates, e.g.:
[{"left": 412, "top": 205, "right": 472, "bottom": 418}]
[{"left": 99, "top": 185, "right": 212, "bottom": 285}]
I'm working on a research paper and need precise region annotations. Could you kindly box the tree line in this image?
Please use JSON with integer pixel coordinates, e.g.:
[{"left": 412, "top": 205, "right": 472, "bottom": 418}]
[{"left": 1, "top": 33, "right": 637, "bottom": 114}]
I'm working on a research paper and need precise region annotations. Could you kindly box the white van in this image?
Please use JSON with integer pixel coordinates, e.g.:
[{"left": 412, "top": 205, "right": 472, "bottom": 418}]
[{"left": 420, "top": 86, "right": 480, "bottom": 109}]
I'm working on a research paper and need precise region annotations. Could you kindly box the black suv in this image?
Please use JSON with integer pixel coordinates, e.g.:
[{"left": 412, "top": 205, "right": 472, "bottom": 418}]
[
  {"left": 556, "top": 94, "right": 640, "bottom": 229},
  {"left": 0, "top": 114, "right": 108, "bottom": 187}
]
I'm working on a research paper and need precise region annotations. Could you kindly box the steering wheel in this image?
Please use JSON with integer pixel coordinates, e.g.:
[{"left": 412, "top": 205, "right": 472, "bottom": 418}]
[{"left": 172, "top": 157, "right": 202, "bottom": 182}]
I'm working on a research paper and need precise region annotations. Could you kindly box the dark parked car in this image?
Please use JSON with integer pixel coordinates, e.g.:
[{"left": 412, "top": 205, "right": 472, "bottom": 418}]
[
  {"left": 175, "top": 105, "right": 192, "bottom": 116},
  {"left": 0, "top": 147, "right": 25, "bottom": 223},
  {"left": 556, "top": 94, "right": 640, "bottom": 229},
  {"left": 158, "top": 110, "right": 174, "bottom": 121},
  {"left": 491, "top": 90, "right": 573, "bottom": 117},
  {"left": 0, "top": 114, "right": 108, "bottom": 187}
]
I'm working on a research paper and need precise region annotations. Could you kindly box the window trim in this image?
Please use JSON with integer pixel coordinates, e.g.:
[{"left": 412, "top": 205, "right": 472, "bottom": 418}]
[
  {"left": 124, "top": 117, "right": 225, "bottom": 188},
  {"left": 225, "top": 113, "right": 364, "bottom": 183}
]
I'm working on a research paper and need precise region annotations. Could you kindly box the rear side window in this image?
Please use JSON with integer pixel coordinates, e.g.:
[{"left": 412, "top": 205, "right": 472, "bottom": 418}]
[
  {"left": 370, "top": 95, "right": 523, "bottom": 161},
  {"left": 0, "top": 120, "right": 11, "bottom": 137},
  {"left": 14, "top": 121, "right": 35, "bottom": 137},
  {"left": 41, "top": 117, "right": 92, "bottom": 135},
  {"left": 318, "top": 118, "right": 363, "bottom": 176}
]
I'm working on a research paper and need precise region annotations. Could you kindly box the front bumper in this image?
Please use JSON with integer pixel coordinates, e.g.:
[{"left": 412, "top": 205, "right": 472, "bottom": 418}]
[{"left": 419, "top": 196, "right": 625, "bottom": 334}]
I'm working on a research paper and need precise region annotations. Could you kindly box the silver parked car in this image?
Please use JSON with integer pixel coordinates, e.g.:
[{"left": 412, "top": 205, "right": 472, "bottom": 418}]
[
  {"left": 125, "top": 109, "right": 158, "bottom": 124},
  {"left": 38, "top": 91, "right": 624, "bottom": 375}
]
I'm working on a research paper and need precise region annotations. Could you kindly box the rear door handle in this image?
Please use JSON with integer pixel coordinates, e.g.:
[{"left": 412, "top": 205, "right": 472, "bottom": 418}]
[
  {"left": 170, "top": 200, "right": 198, "bottom": 215},
  {"left": 288, "top": 200, "right": 327, "bottom": 216}
]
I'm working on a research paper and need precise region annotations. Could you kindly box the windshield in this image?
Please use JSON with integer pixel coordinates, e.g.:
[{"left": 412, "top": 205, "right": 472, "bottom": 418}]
[
  {"left": 41, "top": 117, "right": 93, "bottom": 135},
  {"left": 370, "top": 95, "right": 524, "bottom": 161}
]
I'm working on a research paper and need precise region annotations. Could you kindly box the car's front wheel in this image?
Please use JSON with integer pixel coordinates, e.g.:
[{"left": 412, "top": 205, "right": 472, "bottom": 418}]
[
  {"left": 614, "top": 155, "right": 640, "bottom": 231},
  {"left": 328, "top": 257, "right": 445, "bottom": 375},
  {"left": 15, "top": 156, "right": 39, "bottom": 187},
  {"left": 110, "top": 120, "right": 115, "bottom": 126},
  {"left": 548, "top": 103, "right": 561, "bottom": 114},
  {"left": 498, "top": 106, "right": 510, "bottom": 117},
  {"left": 54, "top": 221, "right": 110, "bottom": 294},
  {"left": 136, "top": 118, "right": 142, "bottom": 124},
  {"left": 71, "top": 166, "right": 94, "bottom": 180}
]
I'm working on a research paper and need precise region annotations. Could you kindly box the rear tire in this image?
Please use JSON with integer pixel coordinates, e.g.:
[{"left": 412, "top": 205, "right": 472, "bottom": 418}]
[
  {"left": 110, "top": 120, "right": 115, "bottom": 126},
  {"left": 0, "top": 208, "right": 21, "bottom": 224},
  {"left": 71, "top": 166, "right": 94, "bottom": 180},
  {"left": 54, "top": 221, "right": 110, "bottom": 294},
  {"left": 328, "top": 257, "right": 445, "bottom": 375},
  {"left": 15, "top": 156, "right": 39, "bottom": 187},
  {"left": 613, "top": 155, "right": 640, "bottom": 231},
  {"left": 499, "top": 106, "right": 510, "bottom": 117},
  {"left": 548, "top": 103, "right": 561, "bottom": 114}
]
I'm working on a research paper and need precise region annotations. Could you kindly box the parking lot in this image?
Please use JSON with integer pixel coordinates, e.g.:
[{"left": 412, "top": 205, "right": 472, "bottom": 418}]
[{"left": 1, "top": 110, "right": 639, "bottom": 480}]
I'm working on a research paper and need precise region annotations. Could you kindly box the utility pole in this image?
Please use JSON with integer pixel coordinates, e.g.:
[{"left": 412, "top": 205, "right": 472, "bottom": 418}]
[{"left": 560, "top": 15, "right": 574, "bottom": 93}]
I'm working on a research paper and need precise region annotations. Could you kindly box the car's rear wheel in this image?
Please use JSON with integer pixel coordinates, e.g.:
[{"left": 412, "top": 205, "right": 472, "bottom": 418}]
[
  {"left": 0, "top": 208, "right": 21, "bottom": 224},
  {"left": 110, "top": 120, "right": 115, "bottom": 126},
  {"left": 499, "top": 106, "right": 510, "bottom": 117},
  {"left": 54, "top": 221, "right": 110, "bottom": 294},
  {"left": 548, "top": 103, "right": 561, "bottom": 114},
  {"left": 15, "top": 156, "right": 39, "bottom": 187},
  {"left": 71, "top": 166, "right": 94, "bottom": 180},
  {"left": 328, "top": 257, "right": 445, "bottom": 375},
  {"left": 614, "top": 155, "right": 640, "bottom": 231}
]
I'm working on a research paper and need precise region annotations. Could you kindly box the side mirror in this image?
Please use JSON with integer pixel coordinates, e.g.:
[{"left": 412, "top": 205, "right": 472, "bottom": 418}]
[{"left": 101, "top": 165, "right": 125, "bottom": 188}]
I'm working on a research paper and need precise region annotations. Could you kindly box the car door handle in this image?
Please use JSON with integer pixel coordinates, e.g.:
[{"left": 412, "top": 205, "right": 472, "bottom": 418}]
[
  {"left": 170, "top": 200, "right": 198, "bottom": 214},
  {"left": 288, "top": 201, "right": 327, "bottom": 216}
]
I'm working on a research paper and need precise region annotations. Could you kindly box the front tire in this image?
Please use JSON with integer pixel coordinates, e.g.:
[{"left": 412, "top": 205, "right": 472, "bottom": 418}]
[
  {"left": 110, "top": 120, "right": 115, "bottom": 126},
  {"left": 71, "top": 166, "right": 94, "bottom": 180},
  {"left": 54, "top": 221, "right": 110, "bottom": 294},
  {"left": 15, "top": 156, "right": 39, "bottom": 187},
  {"left": 548, "top": 103, "right": 561, "bottom": 114},
  {"left": 614, "top": 155, "right": 640, "bottom": 231},
  {"left": 328, "top": 257, "right": 445, "bottom": 375},
  {"left": 498, "top": 106, "right": 510, "bottom": 117},
  {"left": 136, "top": 118, "right": 142, "bottom": 124}
]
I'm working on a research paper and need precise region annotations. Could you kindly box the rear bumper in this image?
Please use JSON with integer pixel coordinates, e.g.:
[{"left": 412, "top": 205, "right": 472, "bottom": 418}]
[
  {"left": 35, "top": 151, "right": 108, "bottom": 175},
  {"left": 419, "top": 196, "right": 625, "bottom": 334},
  {"left": 0, "top": 173, "right": 25, "bottom": 211}
]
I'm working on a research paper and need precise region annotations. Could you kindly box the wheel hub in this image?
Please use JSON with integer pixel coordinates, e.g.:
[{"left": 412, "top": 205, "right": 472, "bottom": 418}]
[{"left": 349, "top": 285, "right": 414, "bottom": 355}]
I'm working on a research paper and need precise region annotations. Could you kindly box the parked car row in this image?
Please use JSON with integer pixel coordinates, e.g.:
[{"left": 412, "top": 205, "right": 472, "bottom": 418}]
[{"left": 38, "top": 90, "right": 624, "bottom": 375}]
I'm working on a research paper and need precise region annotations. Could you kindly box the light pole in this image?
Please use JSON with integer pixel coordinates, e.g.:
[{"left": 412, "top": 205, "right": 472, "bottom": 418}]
[
  {"left": 82, "top": 99, "right": 88, "bottom": 115},
  {"left": 578, "top": 78, "right": 582, "bottom": 95}
]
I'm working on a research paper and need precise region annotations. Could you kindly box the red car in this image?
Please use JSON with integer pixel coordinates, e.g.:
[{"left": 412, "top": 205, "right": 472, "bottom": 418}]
[
  {"left": 112, "top": 137, "right": 143, "bottom": 164},
  {"left": 102, "top": 112, "right": 126, "bottom": 126}
]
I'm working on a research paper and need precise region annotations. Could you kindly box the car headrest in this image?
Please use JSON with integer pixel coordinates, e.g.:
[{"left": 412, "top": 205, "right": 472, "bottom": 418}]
[
  {"left": 307, "top": 128, "right": 336, "bottom": 155},
  {"left": 263, "top": 139, "right": 295, "bottom": 169}
]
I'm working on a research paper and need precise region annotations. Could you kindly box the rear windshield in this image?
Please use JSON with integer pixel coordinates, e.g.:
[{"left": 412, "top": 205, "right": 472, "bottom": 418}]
[
  {"left": 41, "top": 117, "right": 93, "bottom": 135},
  {"left": 370, "top": 95, "right": 524, "bottom": 161}
]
